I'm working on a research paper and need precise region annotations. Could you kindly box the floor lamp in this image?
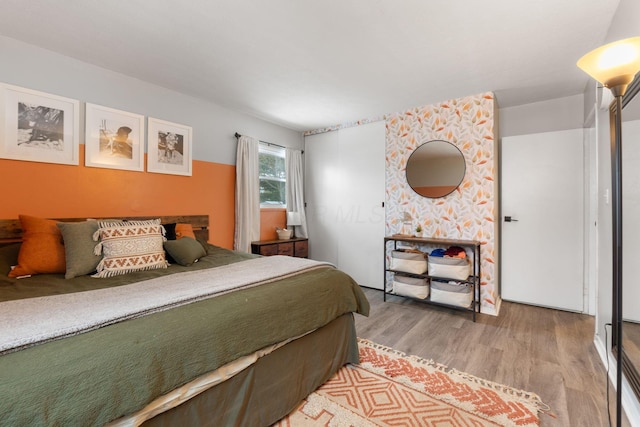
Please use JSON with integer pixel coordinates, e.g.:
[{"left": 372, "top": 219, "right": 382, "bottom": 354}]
[{"left": 577, "top": 36, "right": 640, "bottom": 427}]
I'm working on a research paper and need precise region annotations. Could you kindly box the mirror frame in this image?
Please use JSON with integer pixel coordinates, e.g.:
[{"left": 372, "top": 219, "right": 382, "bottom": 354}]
[
  {"left": 405, "top": 139, "right": 466, "bottom": 198},
  {"left": 612, "top": 72, "right": 640, "bottom": 401}
]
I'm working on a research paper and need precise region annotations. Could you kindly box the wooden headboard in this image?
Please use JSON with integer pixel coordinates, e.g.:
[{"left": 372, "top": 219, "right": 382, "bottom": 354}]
[{"left": 0, "top": 215, "right": 209, "bottom": 245}]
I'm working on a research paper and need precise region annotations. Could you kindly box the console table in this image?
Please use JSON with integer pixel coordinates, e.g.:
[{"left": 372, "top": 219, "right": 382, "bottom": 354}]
[
  {"left": 384, "top": 235, "right": 481, "bottom": 321},
  {"left": 251, "top": 237, "right": 309, "bottom": 258}
]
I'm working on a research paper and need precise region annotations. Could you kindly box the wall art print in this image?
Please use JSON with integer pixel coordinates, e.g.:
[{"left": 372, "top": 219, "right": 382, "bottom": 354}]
[
  {"left": 147, "top": 117, "right": 192, "bottom": 176},
  {"left": 0, "top": 83, "right": 79, "bottom": 165},
  {"left": 85, "top": 103, "right": 145, "bottom": 171},
  {"left": 385, "top": 92, "right": 499, "bottom": 315}
]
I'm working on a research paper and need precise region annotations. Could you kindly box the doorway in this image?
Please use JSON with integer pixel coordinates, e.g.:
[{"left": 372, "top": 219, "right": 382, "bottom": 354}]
[{"left": 501, "top": 129, "right": 585, "bottom": 312}]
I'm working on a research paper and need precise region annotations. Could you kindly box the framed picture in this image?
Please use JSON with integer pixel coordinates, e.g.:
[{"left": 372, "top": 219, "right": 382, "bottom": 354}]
[
  {"left": 147, "top": 117, "right": 192, "bottom": 176},
  {"left": 0, "top": 83, "right": 79, "bottom": 165},
  {"left": 85, "top": 103, "right": 145, "bottom": 171}
]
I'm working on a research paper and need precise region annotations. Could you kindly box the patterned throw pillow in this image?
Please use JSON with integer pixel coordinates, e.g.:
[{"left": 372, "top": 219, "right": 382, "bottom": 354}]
[{"left": 92, "top": 219, "right": 168, "bottom": 278}]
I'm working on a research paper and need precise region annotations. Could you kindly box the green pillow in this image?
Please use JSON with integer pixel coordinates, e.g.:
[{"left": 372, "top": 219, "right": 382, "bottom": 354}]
[
  {"left": 57, "top": 220, "right": 101, "bottom": 279},
  {"left": 164, "top": 237, "right": 207, "bottom": 266}
]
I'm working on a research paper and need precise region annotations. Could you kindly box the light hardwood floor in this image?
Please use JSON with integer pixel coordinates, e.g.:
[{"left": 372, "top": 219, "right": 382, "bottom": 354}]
[{"left": 354, "top": 287, "right": 628, "bottom": 426}]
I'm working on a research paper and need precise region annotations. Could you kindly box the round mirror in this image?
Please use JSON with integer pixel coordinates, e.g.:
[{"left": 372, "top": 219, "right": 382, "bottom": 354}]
[{"left": 406, "top": 140, "right": 466, "bottom": 198}]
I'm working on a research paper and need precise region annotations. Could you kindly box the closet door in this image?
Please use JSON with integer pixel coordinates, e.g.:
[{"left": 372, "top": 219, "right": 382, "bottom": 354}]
[
  {"left": 336, "top": 122, "right": 385, "bottom": 289},
  {"left": 304, "top": 131, "right": 339, "bottom": 265},
  {"left": 304, "top": 121, "right": 385, "bottom": 289}
]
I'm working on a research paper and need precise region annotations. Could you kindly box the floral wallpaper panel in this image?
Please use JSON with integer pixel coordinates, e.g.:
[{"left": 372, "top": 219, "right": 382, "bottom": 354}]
[{"left": 385, "top": 92, "right": 499, "bottom": 314}]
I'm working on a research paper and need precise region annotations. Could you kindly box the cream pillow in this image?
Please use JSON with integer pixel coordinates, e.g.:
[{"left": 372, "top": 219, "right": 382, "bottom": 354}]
[{"left": 92, "top": 219, "right": 167, "bottom": 278}]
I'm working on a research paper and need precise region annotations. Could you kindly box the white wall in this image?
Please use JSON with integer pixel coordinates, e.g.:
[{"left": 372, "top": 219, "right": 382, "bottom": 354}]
[
  {"left": 498, "top": 94, "right": 585, "bottom": 138},
  {"left": 0, "top": 35, "right": 303, "bottom": 165}
]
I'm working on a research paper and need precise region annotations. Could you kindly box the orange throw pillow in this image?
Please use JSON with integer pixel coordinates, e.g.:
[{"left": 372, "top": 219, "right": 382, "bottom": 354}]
[
  {"left": 175, "top": 223, "right": 196, "bottom": 239},
  {"left": 8, "top": 215, "right": 66, "bottom": 277}
]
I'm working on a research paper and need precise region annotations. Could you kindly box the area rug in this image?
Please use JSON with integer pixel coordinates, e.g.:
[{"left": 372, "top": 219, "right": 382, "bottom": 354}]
[{"left": 274, "top": 338, "right": 549, "bottom": 426}]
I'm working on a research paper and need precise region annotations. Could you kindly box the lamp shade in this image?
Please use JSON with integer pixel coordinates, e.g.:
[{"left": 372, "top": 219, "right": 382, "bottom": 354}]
[
  {"left": 286, "top": 211, "right": 302, "bottom": 226},
  {"left": 577, "top": 37, "right": 640, "bottom": 96}
]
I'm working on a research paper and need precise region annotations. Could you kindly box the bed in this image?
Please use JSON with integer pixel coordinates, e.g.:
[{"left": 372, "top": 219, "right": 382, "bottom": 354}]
[{"left": 0, "top": 214, "right": 369, "bottom": 426}]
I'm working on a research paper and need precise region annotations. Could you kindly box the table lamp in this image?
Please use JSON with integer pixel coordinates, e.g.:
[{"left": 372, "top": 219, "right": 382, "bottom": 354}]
[{"left": 286, "top": 211, "right": 302, "bottom": 238}]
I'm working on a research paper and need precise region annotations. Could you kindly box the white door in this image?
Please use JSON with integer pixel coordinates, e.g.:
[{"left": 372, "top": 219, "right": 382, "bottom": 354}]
[
  {"left": 304, "top": 131, "right": 339, "bottom": 265},
  {"left": 304, "top": 122, "right": 385, "bottom": 289},
  {"left": 501, "top": 129, "right": 584, "bottom": 312},
  {"left": 336, "top": 122, "right": 385, "bottom": 289}
]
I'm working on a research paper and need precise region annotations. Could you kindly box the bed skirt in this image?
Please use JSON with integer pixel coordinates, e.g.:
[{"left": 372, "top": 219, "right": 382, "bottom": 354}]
[{"left": 140, "top": 313, "right": 358, "bottom": 427}]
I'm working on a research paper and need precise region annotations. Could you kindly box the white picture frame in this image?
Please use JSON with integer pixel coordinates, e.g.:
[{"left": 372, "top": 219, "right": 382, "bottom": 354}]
[
  {"left": 0, "top": 83, "right": 79, "bottom": 165},
  {"left": 147, "top": 117, "right": 192, "bottom": 176},
  {"left": 85, "top": 103, "right": 145, "bottom": 171}
]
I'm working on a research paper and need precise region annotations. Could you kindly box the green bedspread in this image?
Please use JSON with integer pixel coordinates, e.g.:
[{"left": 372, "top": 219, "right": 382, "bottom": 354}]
[{"left": 0, "top": 243, "right": 369, "bottom": 426}]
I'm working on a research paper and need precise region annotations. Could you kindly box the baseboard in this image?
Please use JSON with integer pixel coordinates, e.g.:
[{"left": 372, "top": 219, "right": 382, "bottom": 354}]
[
  {"left": 359, "top": 285, "right": 383, "bottom": 291},
  {"left": 483, "top": 296, "right": 501, "bottom": 316}
]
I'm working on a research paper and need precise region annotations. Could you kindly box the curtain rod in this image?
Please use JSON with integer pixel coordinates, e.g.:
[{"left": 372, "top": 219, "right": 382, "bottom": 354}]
[{"left": 234, "top": 132, "right": 303, "bottom": 154}]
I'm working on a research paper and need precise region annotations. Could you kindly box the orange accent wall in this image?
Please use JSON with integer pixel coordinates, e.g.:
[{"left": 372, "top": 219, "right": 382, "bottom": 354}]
[
  {"left": 260, "top": 208, "right": 286, "bottom": 240},
  {"left": 0, "top": 145, "right": 236, "bottom": 249}
]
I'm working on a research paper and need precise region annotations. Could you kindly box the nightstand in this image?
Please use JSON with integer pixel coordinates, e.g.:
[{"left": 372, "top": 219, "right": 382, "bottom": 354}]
[{"left": 251, "top": 237, "right": 308, "bottom": 258}]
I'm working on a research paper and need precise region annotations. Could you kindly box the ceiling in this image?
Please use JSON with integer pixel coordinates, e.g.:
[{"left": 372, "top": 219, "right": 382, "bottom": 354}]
[{"left": 0, "top": 0, "right": 620, "bottom": 131}]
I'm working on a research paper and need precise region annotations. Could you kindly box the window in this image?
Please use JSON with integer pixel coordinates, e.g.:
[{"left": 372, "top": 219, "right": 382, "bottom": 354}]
[{"left": 259, "top": 144, "right": 286, "bottom": 207}]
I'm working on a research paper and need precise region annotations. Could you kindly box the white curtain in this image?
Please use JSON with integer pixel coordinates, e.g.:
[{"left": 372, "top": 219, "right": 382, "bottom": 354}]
[
  {"left": 234, "top": 135, "right": 260, "bottom": 252},
  {"left": 286, "top": 148, "right": 308, "bottom": 238}
]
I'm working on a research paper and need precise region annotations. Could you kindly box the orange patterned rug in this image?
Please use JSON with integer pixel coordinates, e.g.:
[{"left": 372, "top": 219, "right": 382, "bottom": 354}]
[{"left": 274, "top": 339, "right": 548, "bottom": 426}]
